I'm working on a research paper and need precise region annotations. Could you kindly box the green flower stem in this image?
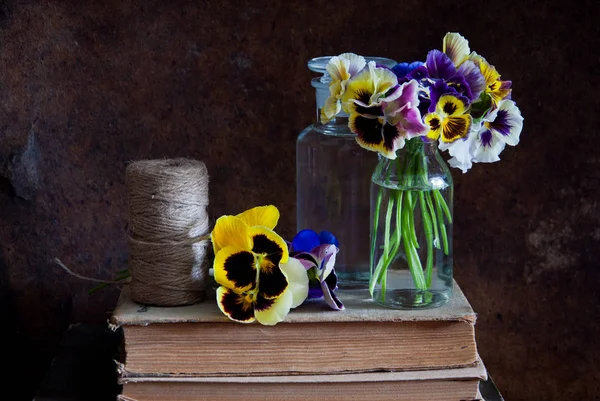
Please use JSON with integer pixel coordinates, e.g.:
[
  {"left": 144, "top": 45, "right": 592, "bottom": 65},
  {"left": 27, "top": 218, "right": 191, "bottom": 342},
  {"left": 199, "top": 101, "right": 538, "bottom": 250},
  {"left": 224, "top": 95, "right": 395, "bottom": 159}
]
[
  {"left": 402, "top": 193, "right": 426, "bottom": 290},
  {"left": 392, "top": 190, "right": 403, "bottom": 257},
  {"left": 381, "top": 195, "right": 396, "bottom": 296},
  {"left": 419, "top": 192, "right": 434, "bottom": 288},
  {"left": 383, "top": 195, "right": 394, "bottom": 261},
  {"left": 434, "top": 189, "right": 453, "bottom": 224},
  {"left": 434, "top": 192, "right": 449, "bottom": 255},
  {"left": 425, "top": 191, "right": 440, "bottom": 250},
  {"left": 370, "top": 190, "right": 404, "bottom": 297},
  {"left": 369, "top": 186, "right": 383, "bottom": 296},
  {"left": 370, "top": 139, "right": 452, "bottom": 299}
]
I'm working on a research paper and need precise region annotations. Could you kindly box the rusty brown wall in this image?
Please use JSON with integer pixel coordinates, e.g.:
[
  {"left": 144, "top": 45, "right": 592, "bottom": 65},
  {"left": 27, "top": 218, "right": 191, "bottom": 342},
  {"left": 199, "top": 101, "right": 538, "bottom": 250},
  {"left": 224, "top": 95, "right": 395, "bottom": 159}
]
[{"left": 1, "top": 0, "right": 598, "bottom": 399}]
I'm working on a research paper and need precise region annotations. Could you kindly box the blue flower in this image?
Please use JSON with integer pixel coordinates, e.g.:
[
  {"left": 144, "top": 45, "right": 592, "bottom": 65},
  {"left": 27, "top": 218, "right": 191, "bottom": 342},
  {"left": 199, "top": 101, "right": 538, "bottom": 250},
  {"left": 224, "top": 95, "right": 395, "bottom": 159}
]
[
  {"left": 290, "top": 229, "right": 344, "bottom": 310},
  {"left": 391, "top": 61, "right": 424, "bottom": 78},
  {"left": 291, "top": 229, "right": 339, "bottom": 252}
]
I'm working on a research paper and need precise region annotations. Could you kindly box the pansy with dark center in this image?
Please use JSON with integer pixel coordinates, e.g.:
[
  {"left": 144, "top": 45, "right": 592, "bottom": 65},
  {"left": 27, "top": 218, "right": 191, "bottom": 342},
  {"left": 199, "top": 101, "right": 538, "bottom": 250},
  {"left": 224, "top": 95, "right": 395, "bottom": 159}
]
[
  {"left": 344, "top": 66, "right": 428, "bottom": 159},
  {"left": 212, "top": 206, "right": 308, "bottom": 325},
  {"left": 424, "top": 94, "right": 472, "bottom": 143}
]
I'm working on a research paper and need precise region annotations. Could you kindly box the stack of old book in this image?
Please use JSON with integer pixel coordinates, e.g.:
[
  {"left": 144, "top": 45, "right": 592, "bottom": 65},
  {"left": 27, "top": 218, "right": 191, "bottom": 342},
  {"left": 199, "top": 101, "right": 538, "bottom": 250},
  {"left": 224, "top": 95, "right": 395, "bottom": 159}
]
[{"left": 111, "top": 280, "right": 486, "bottom": 401}]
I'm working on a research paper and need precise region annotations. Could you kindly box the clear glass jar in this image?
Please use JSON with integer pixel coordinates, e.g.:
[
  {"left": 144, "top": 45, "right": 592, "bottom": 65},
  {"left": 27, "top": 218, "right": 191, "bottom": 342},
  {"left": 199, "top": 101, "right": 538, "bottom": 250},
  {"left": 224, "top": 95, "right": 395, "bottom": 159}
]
[
  {"left": 296, "top": 56, "right": 395, "bottom": 288},
  {"left": 369, "top": 138, "right": 453, "bottom": 308}
]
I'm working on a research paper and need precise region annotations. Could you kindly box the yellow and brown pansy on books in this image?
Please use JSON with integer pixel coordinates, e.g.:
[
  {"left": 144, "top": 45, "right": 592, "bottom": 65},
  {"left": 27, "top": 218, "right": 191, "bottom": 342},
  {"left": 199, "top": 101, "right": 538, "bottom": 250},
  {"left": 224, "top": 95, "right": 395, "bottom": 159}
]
[{"left": 210, "top": 205, "right": 309, "bottom": 325}]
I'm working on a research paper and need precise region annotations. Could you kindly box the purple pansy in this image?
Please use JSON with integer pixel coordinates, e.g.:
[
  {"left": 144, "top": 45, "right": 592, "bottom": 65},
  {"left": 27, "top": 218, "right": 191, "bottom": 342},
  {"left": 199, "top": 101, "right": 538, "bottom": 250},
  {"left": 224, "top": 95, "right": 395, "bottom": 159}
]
[
  {"left": 397, "top": 51, "right": 485, "bottom": 116},
  {"left": 290, "top": 229, "right": 344, "bottom": 311},
  {"left": 425, "top": 50, "right": 485, "bottom": 103},
  {"left": 426, "top": 49, "right": 456, "bottom": 80}
]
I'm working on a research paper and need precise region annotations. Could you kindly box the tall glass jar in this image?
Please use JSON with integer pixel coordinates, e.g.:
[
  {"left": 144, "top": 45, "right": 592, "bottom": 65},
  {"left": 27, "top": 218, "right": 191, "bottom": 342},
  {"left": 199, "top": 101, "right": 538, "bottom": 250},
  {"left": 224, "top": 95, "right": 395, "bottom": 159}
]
[
  {"left": 369, "top": 138, "right": 453, "bottom": 308},
  {"left": 296, "top": 56, "right": 396, "bottom": 288}
]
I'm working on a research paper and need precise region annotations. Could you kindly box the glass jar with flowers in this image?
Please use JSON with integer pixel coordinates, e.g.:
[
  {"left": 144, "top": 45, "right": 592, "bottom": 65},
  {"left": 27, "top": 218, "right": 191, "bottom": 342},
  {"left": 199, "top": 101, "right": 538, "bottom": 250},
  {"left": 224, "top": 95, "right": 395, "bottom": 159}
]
[{"left": 321, "top": 33, "right": 524, "bottom": 308}]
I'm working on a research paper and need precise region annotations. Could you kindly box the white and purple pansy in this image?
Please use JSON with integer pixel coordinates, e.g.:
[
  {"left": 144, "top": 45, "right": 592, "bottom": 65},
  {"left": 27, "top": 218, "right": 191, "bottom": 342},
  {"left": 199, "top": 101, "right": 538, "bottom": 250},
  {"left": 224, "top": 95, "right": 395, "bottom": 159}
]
[
  {"left": 441, "top": 99, "right": 524, "bottom": 172},
  {"left": 471, "top": 99, "right": 523, "bottom": 163},
  {"left": 290, "top": 229, "right": 344, "bottom": 311}
]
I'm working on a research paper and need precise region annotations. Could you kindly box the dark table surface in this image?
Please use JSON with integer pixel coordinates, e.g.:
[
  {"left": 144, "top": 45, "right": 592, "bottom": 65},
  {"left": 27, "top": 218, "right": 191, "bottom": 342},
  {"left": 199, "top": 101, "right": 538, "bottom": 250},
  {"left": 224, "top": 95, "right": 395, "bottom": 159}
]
[{"left": 33, "top": 324, "right": 504, "bottom": 401}]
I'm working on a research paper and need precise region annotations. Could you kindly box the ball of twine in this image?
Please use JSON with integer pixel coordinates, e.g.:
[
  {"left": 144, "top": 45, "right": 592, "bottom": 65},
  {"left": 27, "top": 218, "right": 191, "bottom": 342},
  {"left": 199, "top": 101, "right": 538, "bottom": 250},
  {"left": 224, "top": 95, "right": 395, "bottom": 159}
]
[{"left": 126, "top": 158, "right": 210, "bottom": 306}]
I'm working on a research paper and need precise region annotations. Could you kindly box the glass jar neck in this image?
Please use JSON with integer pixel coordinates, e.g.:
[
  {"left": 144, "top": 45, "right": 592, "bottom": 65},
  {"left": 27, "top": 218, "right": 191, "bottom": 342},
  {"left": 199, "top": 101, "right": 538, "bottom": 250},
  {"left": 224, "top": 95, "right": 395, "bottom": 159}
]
[
  {"left": 373, "top": 138, "right": 451, "bottom": 190},
  {"left": 399, "top": 138, "right": 438, "bottom": 157}
]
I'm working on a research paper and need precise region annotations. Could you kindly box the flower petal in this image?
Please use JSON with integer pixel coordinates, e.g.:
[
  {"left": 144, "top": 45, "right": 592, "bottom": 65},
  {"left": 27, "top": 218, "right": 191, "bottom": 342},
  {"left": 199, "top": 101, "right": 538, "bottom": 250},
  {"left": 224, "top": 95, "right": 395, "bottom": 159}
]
[
  {"left": 478, "top": 59, "right": 512, "bottom": 105},
  {"left": 488, "top": 100, "right": 523, "bottom": 146},
  {"left": 308, "top": 283, "right": 324, "bottom": 299},
  {"left": 428, "top": 80, "right": 455, "bottom": 113},
  {"left": 448, "top": 155, "right": 472, "bottom": 173},
  {"left": 279, "top": 257, "right": 309, "bottom": 308},
  {"left": 321, "top": 91, "right": 342, "bottom": 123},
  {"left": 436, "top": 94, "right": 469, "bottom": 116},
  {"left": 342, "top": 61, "right": 398, "bottom": 112},
  {"left": 258, "top": 264, "right": 288, "bottom": 299},
  {"left": 291, "top": 229, "right": 321, "bottom": 253},
  {"left": 248, "top": 226, "right": 289, "bottom": 299},
  {"left": 383, "top": 81, "right": 428, "bottom": 137},
  {"left": 293, "top": 251, "right": 318, "bottom": 269},
  {"left": 340, "top": 52, "right": 367, "bottom": 76},
  {"left": 424, "top": 113, "right": 443, "bottom": 142},
  {"left": 236, "top": 205, "right": 280, "bottom": 231},
  {"left": 326, "top": 55, "right": 348, "bottom": 82},
  {"left": 472, "top": 128, "right": 506, "bottom": 163},
  {"left": 250, "top": 226, "right": 289, "bottom": 264},
  {"left": 439, "top": 129, "right": 476, "bottom": 173},
  {"left": 318, "top": 230, "right": 339, "bottom": 247},
  {"left": 391, "top": 61, "right": 424, "bottom": 78},
  {"left": 216, "top": 286, "right": 255, "bottom": 323},
  {"left": 446, "top": 75, "right": 473, "bottom": 103},
  {"left": 405, "top": 65, "right": 429, "bottom": 81},
  {"left": 479, "top": 57, "right": 501, "bottom": 86},
  {"left": 327, "top": 53, "right": 366, "bottom": 82},
  {"left": 350, "top": 114, "right": 391, "bottom": 157},
  {"left": 369, "top": 63, "right": 399, "bottom": 97},
  {"left": 443, "top": 32, "right": 471, "bottom": 66},
  {"left": 214, "top": 246, "right": 257, "bottom": 293},
  {"left": 394, "top": 107, "right": 429, "bottom": 137},
  {"left": 441, "top": 115, "right": 472, "bottom": 143},
  {"left": 425, "top": 50, "right": 456, "bottom": 80},
  {"left": 456, "top": 60, "right": 486, "bottom": 101},
  {"left": 212, "top": 215, "right": 251, "bottom": 255},
  {"left": 392, "top": 80, "right": 420, "bottom": 109},
  {"left": 381, "top": 122, "right": 408, "bottom": 156},
  {"left": 254, "top": 289, "right": 293, "bottom": 326},
  {"left": 321, "top": 272, "right": 344, "bottom": 310},
  {"left": 314, "top": 244, "right": 338, "bottom": 281}
]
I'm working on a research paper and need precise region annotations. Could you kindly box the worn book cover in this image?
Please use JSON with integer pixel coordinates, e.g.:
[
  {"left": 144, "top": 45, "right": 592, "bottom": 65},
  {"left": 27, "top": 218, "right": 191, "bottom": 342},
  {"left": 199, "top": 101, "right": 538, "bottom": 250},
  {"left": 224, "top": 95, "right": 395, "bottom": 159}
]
[
  {"left": 111, "top": 280, "right": 478, "bottom": 376},
  {"left": 118, "top": 358, "right": 487, "bottom": 401}
]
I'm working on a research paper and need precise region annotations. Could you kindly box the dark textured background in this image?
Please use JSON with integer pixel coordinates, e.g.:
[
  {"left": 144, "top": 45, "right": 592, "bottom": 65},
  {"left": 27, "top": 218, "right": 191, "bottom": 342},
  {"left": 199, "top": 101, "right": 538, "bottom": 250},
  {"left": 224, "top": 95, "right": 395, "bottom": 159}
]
[{"left": 0, "top": 0, "right": 598, "bottom": 400}]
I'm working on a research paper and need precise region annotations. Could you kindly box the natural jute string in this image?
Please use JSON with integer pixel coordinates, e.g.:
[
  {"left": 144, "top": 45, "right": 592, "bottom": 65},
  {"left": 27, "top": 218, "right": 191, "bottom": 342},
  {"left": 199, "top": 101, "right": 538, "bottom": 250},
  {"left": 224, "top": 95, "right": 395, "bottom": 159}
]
[{"left": 126, "top": 158, "right": 210, "bottom": 306}]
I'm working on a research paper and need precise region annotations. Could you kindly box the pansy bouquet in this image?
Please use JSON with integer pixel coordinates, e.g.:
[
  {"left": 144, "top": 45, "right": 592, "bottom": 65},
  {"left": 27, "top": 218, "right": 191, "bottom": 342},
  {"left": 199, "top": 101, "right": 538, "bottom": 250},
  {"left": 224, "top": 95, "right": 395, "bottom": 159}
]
[{"left": 322, "top": 33, "right": 523, "bottom": 307}]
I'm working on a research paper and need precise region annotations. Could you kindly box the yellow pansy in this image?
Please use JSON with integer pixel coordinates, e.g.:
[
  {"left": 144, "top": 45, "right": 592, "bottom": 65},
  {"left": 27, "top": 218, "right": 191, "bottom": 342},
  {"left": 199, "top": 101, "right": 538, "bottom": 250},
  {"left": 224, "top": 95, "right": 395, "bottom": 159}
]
[{"left": 425, "top": 94, "right": 472, "bottom": 143}]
